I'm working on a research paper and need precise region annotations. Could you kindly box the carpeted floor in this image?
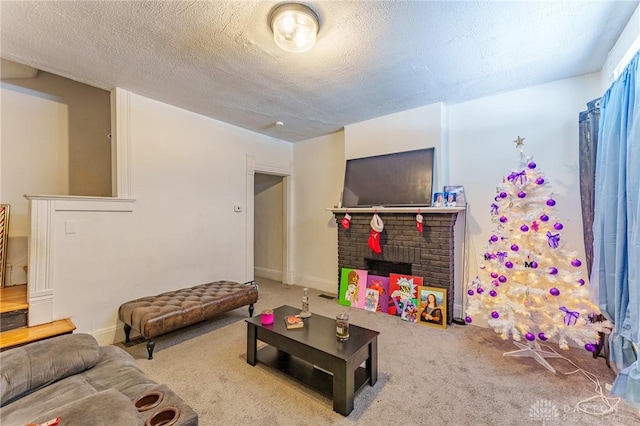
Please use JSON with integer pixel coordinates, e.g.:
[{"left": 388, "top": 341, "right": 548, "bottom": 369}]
[{"left": 116, "top": 279, "right": 639, "bottom": 425}]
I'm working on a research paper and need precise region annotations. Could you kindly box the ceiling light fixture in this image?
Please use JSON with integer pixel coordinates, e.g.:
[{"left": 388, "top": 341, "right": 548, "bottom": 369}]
[{"left": 269, "top": 3, "right": 319, "bottom": 53}]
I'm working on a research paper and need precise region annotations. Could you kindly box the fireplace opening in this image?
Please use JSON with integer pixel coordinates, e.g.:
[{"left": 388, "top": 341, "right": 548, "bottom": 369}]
[{"left": 365, "top": 259, "right": 411, "bottom": 277}]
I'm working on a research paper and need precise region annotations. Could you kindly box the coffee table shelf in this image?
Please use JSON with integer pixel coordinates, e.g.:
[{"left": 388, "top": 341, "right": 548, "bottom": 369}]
[{"left": 256, "top": 345, "right": 370, "bottom": 398}]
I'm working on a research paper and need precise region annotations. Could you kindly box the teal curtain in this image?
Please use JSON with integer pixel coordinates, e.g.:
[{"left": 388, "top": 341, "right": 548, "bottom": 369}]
[{"left": 591, "top": 50, "right": 640, "bottom": 407}]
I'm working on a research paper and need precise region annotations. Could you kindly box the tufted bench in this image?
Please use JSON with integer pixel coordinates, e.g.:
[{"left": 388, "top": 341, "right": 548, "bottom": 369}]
[{"left": 118, "top": 280, "right": 258, "bottom": 359}]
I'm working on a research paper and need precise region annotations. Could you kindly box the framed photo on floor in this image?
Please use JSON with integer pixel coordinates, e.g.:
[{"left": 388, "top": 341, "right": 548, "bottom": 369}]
[{"left": 417, "top": 286, "right": 446, "bottom": 329}]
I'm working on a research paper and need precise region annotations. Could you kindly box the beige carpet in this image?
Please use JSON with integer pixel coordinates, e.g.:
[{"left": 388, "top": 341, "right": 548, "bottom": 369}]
[{"left": 117, "top": 279, "right": 639, "bottom": 425}]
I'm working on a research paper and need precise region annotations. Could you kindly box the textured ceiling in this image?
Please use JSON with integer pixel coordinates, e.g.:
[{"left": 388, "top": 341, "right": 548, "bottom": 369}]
[{"left": 1, "top": 1, "right": 637, "bottom": 142}]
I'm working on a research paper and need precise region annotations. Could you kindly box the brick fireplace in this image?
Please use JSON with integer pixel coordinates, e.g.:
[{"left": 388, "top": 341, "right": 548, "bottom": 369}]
[{"left": 332, "top": 209, "right": 460, "bottom": 324}]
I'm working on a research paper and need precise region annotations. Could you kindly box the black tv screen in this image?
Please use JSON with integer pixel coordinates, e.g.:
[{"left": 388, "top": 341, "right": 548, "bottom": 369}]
[{"left": 341, "top": 148, "right": 435, "bottom": 208}]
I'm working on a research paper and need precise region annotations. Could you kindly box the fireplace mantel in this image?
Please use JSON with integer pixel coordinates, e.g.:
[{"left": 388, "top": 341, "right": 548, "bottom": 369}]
[
  {"left": 332, "top": 208, "right": 464, "bottom": 324},
  {"left": 328, "top": 206, "right": 465, "bottom": 214}
]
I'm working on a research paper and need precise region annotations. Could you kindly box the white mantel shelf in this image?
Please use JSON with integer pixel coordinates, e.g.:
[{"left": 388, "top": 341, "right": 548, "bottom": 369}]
[{"left": 328, "top": 206, "right": 466, "bottom": 214}]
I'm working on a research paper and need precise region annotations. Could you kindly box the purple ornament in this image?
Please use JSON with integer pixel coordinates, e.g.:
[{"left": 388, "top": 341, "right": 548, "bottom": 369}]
[
  {"left": 520, "top": 224, "right": 529, "bottom": 232},
  {"left": 549, "top": 267, "right": 558, "bottom": 275},
  {"left": 528, "top": 162, "right": 537, "bottom": 169},
  {"left": 550, "top": 288, "right": 560, "bottom": 296},
  {"left": 546, "top": 199, "right": 556, "bottom": 207},
  {"left": 490, "top": 290, "right": 497, "bottom": 297},
  {"left": 499, "top": 216, "right": 508, "bottom": 223},
  {"left": 518, "top": 191, "right": 527, "bottom": 198},
  {"left": 510, "top": 244, "right": 519, "bottom": 252},
  {"left": 498, "top": 275, "right": 507, "bottom": 283},
  {"left": 500, "top": 192, "right": 507, "bottom": 198},
  {"left": 465, "top": 316, "right": 472, "bottom": 323},
  {"left": 525, "top": 333, "right": 536, "bottom": 341},
  {"left": 505, "top": 261, "right": 514, "bottom": 269},
  {"left": 490, "top": 235, "right": 499, "bottom": 242},
  {"left": 492, "top": 280, "right": 499, "bottom": 286},
  {"left": 585, "top": 343, "right": 596, "bottom": 352},
  {"left": 477, "top": 287, "right": 484, "bottom": 294},
  {"left": 540, "top": 214, "right": 549, "bottom": 222},
  {"left": 538, "top": 333, "right": 548, "bottom": 341},
  {"left": 554, "top": 223, "right": 564, "bottom": 230},
  {"left": 491, "top": 272, "right": 499, "bottom": 279},
  {"left": 536, "top": 177, "right": 545, "bottom": 185},
  {"left": 578, "top": 278, "right": 585, "bottom": 286},
  {"left": 571, "top": 259, "right": 582, "bottom": 267},
  {"left": 467, "top": 289, "right": 474, "bottom": 296},
  {"left": 531, "top": 261, "right": 538, "bottom": 269},
  {"left": 491, "top": 311, "right": 499, "bottom": 319}
]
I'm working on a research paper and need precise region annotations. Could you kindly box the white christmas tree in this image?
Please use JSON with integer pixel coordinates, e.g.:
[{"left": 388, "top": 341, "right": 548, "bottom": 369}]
[{"left": 465, "top": 136, "right": 600, "bottom": 373}]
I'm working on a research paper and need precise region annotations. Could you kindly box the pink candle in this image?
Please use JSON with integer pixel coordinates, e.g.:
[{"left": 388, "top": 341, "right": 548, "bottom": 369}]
[{"left": 261, "top": 309, "right": 274, "bottom": 325}]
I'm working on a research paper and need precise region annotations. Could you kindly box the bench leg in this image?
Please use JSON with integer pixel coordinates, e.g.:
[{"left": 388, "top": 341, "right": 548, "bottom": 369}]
[
  {"left": 248, "top": 303, "right": 254, "bottom": 317},
  {"left": 124, "top": 324, "right": 132, "bottom": 343},
  {"left": 146, "top": 339, "right": 156, "bottom": 360}
]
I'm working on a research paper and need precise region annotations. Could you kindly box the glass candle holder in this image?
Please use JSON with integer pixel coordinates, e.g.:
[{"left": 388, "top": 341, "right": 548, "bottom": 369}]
[{"left": 336, "top": 313, "right": 349, "bottom": 340}]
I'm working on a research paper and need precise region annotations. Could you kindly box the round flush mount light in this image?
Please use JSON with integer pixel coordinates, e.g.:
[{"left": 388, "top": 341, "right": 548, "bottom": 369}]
[{"left": 269, "top": 3, "right": 319, "bottom": 53}]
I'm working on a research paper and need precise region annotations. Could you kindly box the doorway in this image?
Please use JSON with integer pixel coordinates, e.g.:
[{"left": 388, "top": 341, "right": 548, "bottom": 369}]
[{"left": 254, "top": 173, "right": 285, "bottom": 282}]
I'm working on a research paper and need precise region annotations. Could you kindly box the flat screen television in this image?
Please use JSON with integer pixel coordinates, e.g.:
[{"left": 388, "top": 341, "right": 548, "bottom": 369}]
[{"left": 341, "top": 147, "right": 435, "bottom": 208}]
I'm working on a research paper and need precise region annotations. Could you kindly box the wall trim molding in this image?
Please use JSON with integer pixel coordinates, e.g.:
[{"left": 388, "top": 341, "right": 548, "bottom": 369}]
[{"left": 254, "top": 267, "right": 283, "bottom": 282}]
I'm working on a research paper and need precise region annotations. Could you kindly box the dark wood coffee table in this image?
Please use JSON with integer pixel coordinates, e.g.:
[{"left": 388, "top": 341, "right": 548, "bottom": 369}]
[{"left": 246, "top": 305, "right": 379, "bottom": 416}]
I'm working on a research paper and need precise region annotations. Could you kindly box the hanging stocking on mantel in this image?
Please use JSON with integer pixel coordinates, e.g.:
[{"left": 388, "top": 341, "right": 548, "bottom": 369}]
[
  {"left": 341, "top": 212, "right": 351, "bottom": 229},
  {"left": 368, "top": 213, "right": 384, "bottom": 254},
  {"left": 416, "top": 210, "right": 424, "bottom": 233}
]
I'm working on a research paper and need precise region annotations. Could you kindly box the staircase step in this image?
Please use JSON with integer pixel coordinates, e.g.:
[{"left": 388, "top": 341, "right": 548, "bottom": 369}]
[
  {"left": 0, "top": 318, "right": 76, "bottom": 351},
  {"left": 0, "top": 284, "right": 28, "bottom": 313}
]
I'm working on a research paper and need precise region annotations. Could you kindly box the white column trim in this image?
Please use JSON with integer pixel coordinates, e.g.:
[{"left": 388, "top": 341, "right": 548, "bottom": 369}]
[
  {"left": 26, "top": 199, "right": 55, "bottom": 325},
  {"left": 111, "top": 88, "right": 133, "bottom": 198}
]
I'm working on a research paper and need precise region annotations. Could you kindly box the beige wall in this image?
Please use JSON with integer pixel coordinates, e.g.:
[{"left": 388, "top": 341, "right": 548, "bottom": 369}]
[
  {"left": 292, "top": 131, "right": 345, "bottom": 293},
  {"left": 1, "top": 72, "right": 111, "bottom": 285},
  {"left": 2, "top": 71, "right": 111, "bottom": 197},
  {"left": 254, "top": 173, "right": 283, "bottom": 281}
]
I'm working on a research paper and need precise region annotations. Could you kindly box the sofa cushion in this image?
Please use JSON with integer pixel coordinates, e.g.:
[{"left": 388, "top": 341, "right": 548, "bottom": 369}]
[
  {"left": 0, "top": 333, "right": 101, "bottom": 406},
  {"left": 82, "top": 345, "right": 156, "bottom": 396},
  {"left": 0, "top": 374, "right": 97, "bottom": 425},
  {"left": 28, "top": 388, "right": 144, "bottom": 426}
]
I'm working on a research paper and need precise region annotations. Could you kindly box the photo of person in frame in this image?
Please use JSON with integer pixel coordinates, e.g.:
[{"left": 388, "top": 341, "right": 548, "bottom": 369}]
[{"left": 445, "top": 192, "right": 457, "bottom": 207}]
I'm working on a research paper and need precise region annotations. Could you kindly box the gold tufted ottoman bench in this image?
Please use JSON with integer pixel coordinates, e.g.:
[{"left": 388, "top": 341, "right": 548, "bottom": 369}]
[{"left": 118, "top": 280, "right": 258, "bottom": 359}]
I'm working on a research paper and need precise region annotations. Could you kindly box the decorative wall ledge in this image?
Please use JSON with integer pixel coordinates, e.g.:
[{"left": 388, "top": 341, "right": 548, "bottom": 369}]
[
  {"left": 328, "top": 206, "right": 465, "bottom": 214},
  {"left": 24, "top": 195, "right": 135, "bottom": 212}
]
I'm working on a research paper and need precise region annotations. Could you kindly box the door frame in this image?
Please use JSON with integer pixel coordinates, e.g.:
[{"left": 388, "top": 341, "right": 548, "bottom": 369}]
[{"left": 245, "top": 155, "right": 293, "bottom": 284}]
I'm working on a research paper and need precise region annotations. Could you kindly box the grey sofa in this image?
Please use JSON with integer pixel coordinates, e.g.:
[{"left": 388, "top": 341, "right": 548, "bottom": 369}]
[{"left": 0, "top": 333, "right": 197, "bottom": 426}]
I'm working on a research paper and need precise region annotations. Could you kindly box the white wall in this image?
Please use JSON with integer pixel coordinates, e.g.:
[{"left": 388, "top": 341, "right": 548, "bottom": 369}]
[
  {"left": 292, "top": 131, "right": 345, "bottom": 294},
  {"left": 292, "top": 73, "right": 604, "bottom": 319},
  {"left": 449, "top": 72, "right": 604, "bottom": 308},
  {"left": 39, "top": 91, "right": 292, "bottom": 343},
  {"left": 344, "top": 103, "right": 446, "bottom": 191}
]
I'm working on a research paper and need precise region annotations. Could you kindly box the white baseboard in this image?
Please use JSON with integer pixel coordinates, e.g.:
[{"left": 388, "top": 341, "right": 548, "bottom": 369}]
[
  {"left": 254, "top": 267, "right": 282, "bottom": 282},
  {"left": 453, "top": 302, "right": 464, "bottom": 319},
  {"left": 290, "top": 274, "right": 337, "bottom": 295},
  {"left": 91, "top": 324, "right": 127, "bottom": 346}
]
